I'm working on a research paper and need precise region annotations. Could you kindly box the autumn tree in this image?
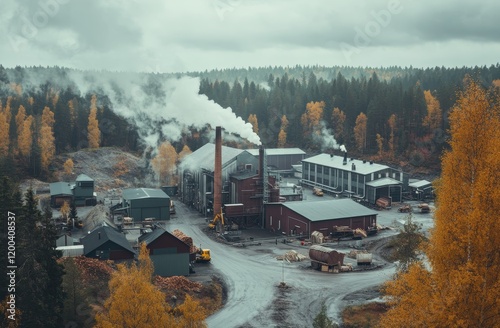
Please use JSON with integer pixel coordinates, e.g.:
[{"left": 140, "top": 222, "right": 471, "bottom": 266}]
[
  {"left": 301, "top": 101, "right": 324, "bottom": 138},
  {"left": 0, "top": 104, "right": 10, "bottom": 156},
  {"left": 88, "top": 95, "right": 100, "bottom": 149},
  {"left": 17, "top": 115, "right": 33, "bottom": 158},
  {"left": 387, "top": 114, "right": 397, "bottom": 159},
  {"left": 60, "top": 201, "right": 70, "bottom": 223},
  {"left": 248, "top": 114, "right": 259, "bottom": 134},
  {"left": 151, "top": 141, "right": 178, "bottom": 186},
  {"left": 63, "top": 158, "right": 74, "bottom": 176},
  {"left": 176, "top": 294, "right": 208, "bottom": 328},
  {"left": 95, "top": 243, "right": 176, "bottom": 328},
  {"left": 277, "top": 115, "right": 289, "bottom": 148},
  {"left": 15, "top": 105, "right": 26, "bottom": 138},
  {"left": 331, "top": 107, "right": 346, "bottom": 144},
  {"left": 353, "top": 112, "right": 367, "bottom": 153},
  {"left": 39, "top": 106, "right": 56, "bottom": 172},
  {"left": 380, "top": 78, "right": 500, "bottom": 328},
  {"left": 422, "top": 90, "right": 442, "bottom": 132}
]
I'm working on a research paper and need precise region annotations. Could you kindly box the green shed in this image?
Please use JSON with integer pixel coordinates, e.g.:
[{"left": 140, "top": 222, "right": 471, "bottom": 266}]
[{"left": 122, "top": 188, "right": 171, "bottom": 222}]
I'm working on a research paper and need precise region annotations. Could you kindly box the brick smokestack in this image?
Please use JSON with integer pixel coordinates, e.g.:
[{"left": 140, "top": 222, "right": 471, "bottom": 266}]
[{"left": 213, "top": 126, "right": 222, "bottom": 216}]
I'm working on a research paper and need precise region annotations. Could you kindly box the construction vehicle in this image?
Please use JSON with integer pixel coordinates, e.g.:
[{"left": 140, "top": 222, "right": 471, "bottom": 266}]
[
  {"left": 208, "top": 208, "right": 225, "bottom": 232},
  {"left": 313, "top": 187, "right": 324, "bottom": 196},
  {"left": 195, "top": 248, "right": 211, "bottom": 262}
]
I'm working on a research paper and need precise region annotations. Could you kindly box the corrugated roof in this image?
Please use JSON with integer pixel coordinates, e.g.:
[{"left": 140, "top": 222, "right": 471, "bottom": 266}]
[
  {"left": 283, "top": 199, "right": 378, "bottom": 222},
  {"left": 302, "top": 154, "right": 390, "bottom": 175},
  {"left": 366, "top": 177, "right": 402, "bottom": 188},
  {"left": 122, "top": 188, "right": 170, "bottom": 200},
  {"left": 81, "top": 226, "right": 135, "bottom": 255},
  {"left": 50, "top": 182, "right": 73, "bottom": 196},
  {"left": 76, "top": 174, "right": 93, "bottom": 182},
  {"left": 180, "top": 143, "right": 246, "bottom": 171},
  {"left": 409, "top": 179, "right": 432, "bottom": 188},
  {"left": 138, "top": 228, "right": 186, "bottom": 247},
  {"left": 247, "top": 148, "right": 306, "bottom": 156}
]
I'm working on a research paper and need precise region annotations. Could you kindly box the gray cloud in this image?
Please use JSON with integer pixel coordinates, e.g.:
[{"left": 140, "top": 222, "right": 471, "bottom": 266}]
[{"left": 0, "top": 0, "right": 498, "bottom": 72}]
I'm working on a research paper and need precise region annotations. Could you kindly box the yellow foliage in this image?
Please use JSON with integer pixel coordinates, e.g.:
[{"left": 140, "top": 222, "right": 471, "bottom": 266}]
[
  {"left": 422, "top": 90, "right": 442, "bottom": 131},
  {"left": 60, "top": 201, "right": 70, "bottom": 221},
  {"left": 175, "top": 294, "right": 208, "bottom": 328},
  {"left": 151, "top": 141, "right": 178, "bottom": 186},
  {"left": 381, "top": 78, "right": 500, "bottom": 328},
  {"left": 376, "top": 133, "right": 384, "bottom": 157},
  {"left": 64, "top": 158, "right": 74, "bottom": 175},
  {"left": 88, "top": 95, "right": 100, "bottom": 149},
  {"left": 331, "top": 107, "right": 346, "bottom": 141},
  {"left": 95, "top": 243, "right": 176, "bottom": 328},
  {"left": 18, "top": 115, "right": 33, "bottom": 157},
  {"left": 248, "top": 114, "right": 259, "bottom": 134},
  {"left": 277, "top": 115, "right": 289, "bottom": 148},
  {"left": 301, "top": 101, "right": 324, "bottom": 137},
  {"left": 39, "top": 107, "right": 55, "bottom": 171},
  {"left": 0, "top": 111, "right": 9, "bottom": 156},
  {"left": 15, "top": 105, "right": 26, "bottom": 136},
  {"left": 178, "top": 145, "right": 192, "bottom": 161},
  {"left": 353, "top": 112, "right": 367, "bottom": 152}
]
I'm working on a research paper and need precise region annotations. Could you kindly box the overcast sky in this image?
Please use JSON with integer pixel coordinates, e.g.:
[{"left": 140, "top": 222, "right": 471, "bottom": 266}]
[{"left": 1, "top": 0, "right": 499, "bottom": 73}]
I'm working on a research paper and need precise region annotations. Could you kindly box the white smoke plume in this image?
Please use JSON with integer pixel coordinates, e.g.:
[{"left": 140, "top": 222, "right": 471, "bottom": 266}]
[
  {"left": 312, "top": 121, "right": 340, "bottom": 151},
  {"left": 340, "top": 144, "right": 347, "bottom": 152},
  {"left": 66, "top": 71, "right": 261, "bottom": 148}
]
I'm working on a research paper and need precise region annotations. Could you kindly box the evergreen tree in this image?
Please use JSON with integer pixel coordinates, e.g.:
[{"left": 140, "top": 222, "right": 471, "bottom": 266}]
[{"left": 313, "top": 303, "right": 337, "bottom": 328}]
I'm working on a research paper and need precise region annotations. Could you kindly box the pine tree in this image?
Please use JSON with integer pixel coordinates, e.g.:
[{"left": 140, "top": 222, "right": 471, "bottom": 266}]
[{"left": 313, "top": 303, "right": 337, "bottom": 328}]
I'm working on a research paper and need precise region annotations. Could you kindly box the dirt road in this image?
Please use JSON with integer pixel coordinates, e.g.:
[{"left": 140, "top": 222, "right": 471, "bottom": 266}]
[{"left": 163, "top": 200, "right": 418, "bottom": 327}]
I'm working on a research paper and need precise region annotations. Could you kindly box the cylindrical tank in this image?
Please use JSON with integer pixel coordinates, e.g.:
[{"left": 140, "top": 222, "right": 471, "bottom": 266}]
[{"left": 309, "top": 245, "right": 345, "bottom": 266}]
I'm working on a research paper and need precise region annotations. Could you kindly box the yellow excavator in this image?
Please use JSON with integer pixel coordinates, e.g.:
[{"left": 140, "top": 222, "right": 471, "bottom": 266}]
[{"left": 208, "top": 208, "right": 225, "bottom": 232}]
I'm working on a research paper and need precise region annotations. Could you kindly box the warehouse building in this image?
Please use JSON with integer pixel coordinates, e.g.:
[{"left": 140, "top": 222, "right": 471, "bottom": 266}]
[
  {"left": 265, "top": 199, "right": 378, "bottom": 237},
  {"left": 247, "top": 148, "right": 306, "bottom": 176},
  {"left": 121, "top": 188, "right": 171, "bottom": 222},
  {"left": 301, "top": 153, "right": 403, "bottom": 204},
  {"left": 139, "top": 228, "right": 190, "bottom": 277},
  {"left": 81, "top": 225, "right": 136, "bottom": 261},
  {"left": 49, "top": 174, "right": 97, "bottom": 207},
  {"left": 178, "top": 142, "right": 259, "bottom": 216}
]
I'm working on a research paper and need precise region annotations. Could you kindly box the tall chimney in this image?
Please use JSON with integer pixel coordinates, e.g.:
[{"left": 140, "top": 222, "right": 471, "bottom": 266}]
[
  {"left": 343, "top": 151, "right": 347, "bottom": 165},
  {"left": 213, "top": 126, "right": 222, "bottom": 216}
]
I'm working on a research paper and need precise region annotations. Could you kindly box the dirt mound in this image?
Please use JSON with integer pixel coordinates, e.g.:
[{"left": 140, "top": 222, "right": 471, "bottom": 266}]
[{"left": 55, "top": 147, "right": 152, "bottom": 191}]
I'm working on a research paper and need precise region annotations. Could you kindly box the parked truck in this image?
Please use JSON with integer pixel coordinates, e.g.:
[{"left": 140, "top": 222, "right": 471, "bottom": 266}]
[{"left": 309, "top": 245, "right": 345, "bottom": 272}]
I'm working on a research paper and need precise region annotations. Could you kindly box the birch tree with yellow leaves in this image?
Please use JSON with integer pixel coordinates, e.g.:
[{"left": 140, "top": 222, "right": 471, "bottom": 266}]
[
  {"left": 151, "top": 141, "right": 178, "bottom": 186},
  {"left": 88, "top": 95, "right": 100, "bottom": 149},
  {"left": 39, "top": 106, "right": 55, "bottom": 172},
  {"left": 380, "top": 78, "right": 500, "bottom": 328}
]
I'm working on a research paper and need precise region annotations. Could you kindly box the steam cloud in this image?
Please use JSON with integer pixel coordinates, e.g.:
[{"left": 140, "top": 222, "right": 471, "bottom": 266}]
[
  {"left": 68, "top": 72, "right": 261, "bottom": 148},
  {"left": 340, "top": 144, "right": 347, "bottom": 152},
  {"left": 312, "top": 121, "right": 340, "bottom": 151}
]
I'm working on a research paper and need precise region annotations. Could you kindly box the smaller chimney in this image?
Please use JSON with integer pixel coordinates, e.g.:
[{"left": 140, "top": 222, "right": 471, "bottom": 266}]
[
  {"left": 98, "top": 232, "right": 101, "bottom": 240},
  {"left": 370, "top": 160, "right": 373, "bottom": 165},
  {"left": 352, "top": 163, "right": 356, "bottom": 171},
  {"left": 343, "top": 152, "right": 347, "bottom": 165}
]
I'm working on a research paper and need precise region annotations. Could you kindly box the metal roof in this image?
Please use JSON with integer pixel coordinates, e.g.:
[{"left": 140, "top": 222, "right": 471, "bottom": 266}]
[
  {"left": 138, "top": 228, "right": 186, "bottom": 247},
  {"left": 366, "top": 177, "right": 402, "bottom": 188},
  {"left": 76, "top": 174, "right": 93, "bottom": 182},
  {"left": 302, "top": 154, "right": 390, "bottom": 175},
  {"left": 50, "top": 182, "right": 73, "bottom": 196},
  {"left": 409, "top": 179, "right": 432, "bottom": 188},
  {"left": 247, "top": 148, "right": 306, "bottom": 156},
  {"left": 283, "top": 199, "right": 378, "bottom": 222},
  {"left": 122, "top": 188, "right": 170, "bottom": 200},
  {"left": 81, "top": 225, "right": 136, "bottom": 255},
  {"left": 180, "top": 143, "right": 246, "bottom": 172}
]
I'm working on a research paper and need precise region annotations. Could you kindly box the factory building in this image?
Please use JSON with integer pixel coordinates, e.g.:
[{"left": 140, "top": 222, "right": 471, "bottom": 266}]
[
  {"left": 247, "top": 148, "right": 306, "bottom": 176},
  {"left": 49, "top": 174, "right": 97, "bottom": 207},
  {"left": 265, "top": 199, "right": 378, "bottom": 237},
  {"left": 81, "top": 225, "right": 136, "bottom": 261},
  {"left": 139, "top": 228, "right": 190, "bottom": 277},
  {"left": 301, "top": 153, "right": 403, "bottom": 204},
  {"left": 178, "top": 141, "right": 259, "bottom": 216},
  {"left": 120, "top": 188, "right": 171, "bottom": 222}
]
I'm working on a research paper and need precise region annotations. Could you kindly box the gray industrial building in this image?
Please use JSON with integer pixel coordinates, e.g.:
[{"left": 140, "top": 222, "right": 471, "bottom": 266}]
[
  {"left": 301, "top": 154, "right": 404, "bottom": 204},
  {"left": 49, "top": 174, "right": 96, "bottom": 207},
  {"left": 139, "top": 228, "right": 190, "bottom": 277},
  {"left": 121, "top": 188, "right": 171, "bottom": 222},
  {"left": 247, "top": 148, "right": 306, "bottom": 176},
  {"left": 178, "top": 143, "right": 259, "bottom": 216}
]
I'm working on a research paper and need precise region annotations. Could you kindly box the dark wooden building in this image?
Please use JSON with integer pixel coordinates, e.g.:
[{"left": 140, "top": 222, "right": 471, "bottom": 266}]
[
  {"left": 265, "top": 199, "right": 378, "bottom": 237},
  {"left": 138, "top": 228, "right": 190, "bottom": 277},
  {"left": 81, "top": 226, "right": 136, "bottom": 260}
]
